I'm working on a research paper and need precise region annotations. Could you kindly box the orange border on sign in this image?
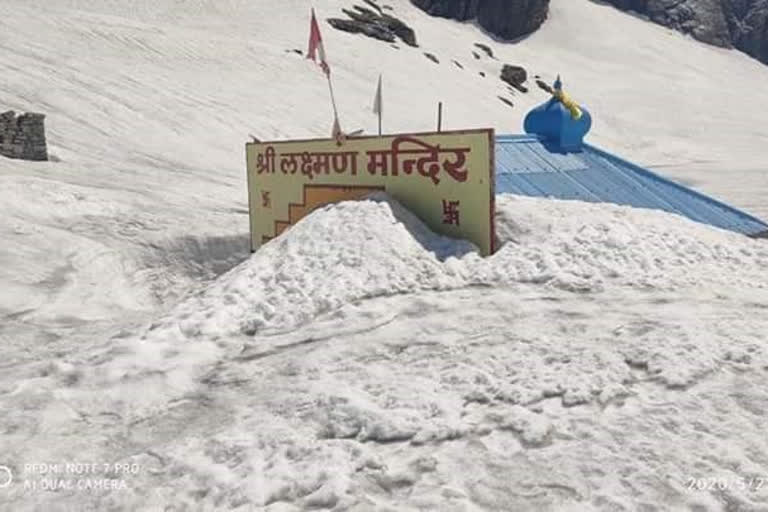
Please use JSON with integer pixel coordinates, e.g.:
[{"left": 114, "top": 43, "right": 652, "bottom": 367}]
[{"left": 260, "top": 183, "right": 387, "bottom": 244}]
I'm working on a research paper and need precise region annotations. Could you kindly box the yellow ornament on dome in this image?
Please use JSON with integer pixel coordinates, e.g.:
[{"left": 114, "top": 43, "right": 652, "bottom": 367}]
[{"left": 552, "top": 76, "right": 582, "bottom": 120}]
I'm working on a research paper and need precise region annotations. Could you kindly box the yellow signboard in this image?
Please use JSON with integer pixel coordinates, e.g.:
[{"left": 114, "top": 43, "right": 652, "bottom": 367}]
[{"left": 245, "top": 129, "right": 496, "bottom": 255}]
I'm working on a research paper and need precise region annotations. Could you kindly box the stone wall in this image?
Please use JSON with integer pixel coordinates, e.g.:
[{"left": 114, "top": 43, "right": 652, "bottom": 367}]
[{"left": 0, "top": 110, "right": 48, "bottom": 161}]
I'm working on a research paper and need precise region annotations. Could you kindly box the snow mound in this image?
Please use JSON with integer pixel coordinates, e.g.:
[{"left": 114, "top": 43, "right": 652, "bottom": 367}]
[
  {"left": 144, "top": 193, "right": 767, "bottom": 345},
  {"left": 488, "top": 194, "right": 768, "bottom": 292},
  {"left": 145, "top": 193, "right": 478, "bottom": 340}
]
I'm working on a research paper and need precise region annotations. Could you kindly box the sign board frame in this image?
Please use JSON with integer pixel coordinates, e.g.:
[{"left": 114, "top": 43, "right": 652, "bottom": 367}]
[{"left": 245, "top": 128, "right": 496, "bottom": 255}]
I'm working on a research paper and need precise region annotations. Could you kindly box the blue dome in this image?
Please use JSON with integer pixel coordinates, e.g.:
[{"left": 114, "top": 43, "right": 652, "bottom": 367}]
[{"left": 524, "top": 79, "right": 592, "bottom": 152}]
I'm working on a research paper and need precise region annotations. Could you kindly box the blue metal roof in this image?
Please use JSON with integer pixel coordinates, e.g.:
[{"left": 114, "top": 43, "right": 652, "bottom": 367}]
[{"left": 494, "top": 134, "right": 768, "bottom": 237}]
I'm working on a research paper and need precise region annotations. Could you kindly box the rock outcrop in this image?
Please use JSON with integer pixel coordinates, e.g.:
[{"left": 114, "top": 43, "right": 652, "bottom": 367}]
[
  {"left": 328, "top": 5, "right": 418, "bottom": 47},
  {"left": 410, "top": 0, "right": 768, "bottom": 65},
  {"left": 500, "top": 64, "right": 528, "bottom": 93},
  {"left": 720, "top": 0, "right": 768, "bottom": 63},
  {"left": 602, "top": 0, "right": 768, "bottom": 64},
  {"left": 410, "top": 0, "right": 550, "bottom": 40}
]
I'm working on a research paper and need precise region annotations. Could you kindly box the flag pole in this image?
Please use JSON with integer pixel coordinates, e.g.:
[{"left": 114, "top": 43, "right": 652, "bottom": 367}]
[
  {"left": 378, "top": 105, "right": 382, "bottom": 136},
  {"left": 437, "top": 102, "right": 443, "bottom": 132},
  {"left": 308, "top": 8, "right": 341, "bottom": 134},
  {"left": 328, "top": 74, "right": 344, "bottom": 145},
  {"left": 326, "top": 75, "right": 339, "bottom": 119}
]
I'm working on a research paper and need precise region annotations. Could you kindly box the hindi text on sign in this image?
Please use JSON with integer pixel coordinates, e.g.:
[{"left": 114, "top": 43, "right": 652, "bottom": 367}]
[{"left": 256, "top": 136, "right": 471, "bottom": 185}]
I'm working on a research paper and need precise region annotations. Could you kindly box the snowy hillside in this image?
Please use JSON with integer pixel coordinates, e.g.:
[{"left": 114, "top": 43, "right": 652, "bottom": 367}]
[{"left": 1, "top": 0, "right": 767, "bottom": 510}]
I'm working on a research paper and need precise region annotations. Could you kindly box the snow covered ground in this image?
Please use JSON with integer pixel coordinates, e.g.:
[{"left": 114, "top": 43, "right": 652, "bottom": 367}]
[{"left": 1, "top": 0, "right": 767, "bottom": 510}]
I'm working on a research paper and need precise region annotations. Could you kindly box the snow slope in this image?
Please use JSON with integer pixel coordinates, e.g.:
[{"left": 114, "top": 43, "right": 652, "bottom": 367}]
[
  {"left": 1, "top": 0, "right": 767, "bottom": 510},
  {"left": 3, "top": 195, "right": 768, "bottom": 511}
]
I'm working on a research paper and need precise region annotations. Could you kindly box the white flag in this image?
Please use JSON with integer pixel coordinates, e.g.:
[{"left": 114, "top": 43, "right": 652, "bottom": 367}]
[{"left": 372, "top": 74, "right": 382, "bottom": 115}]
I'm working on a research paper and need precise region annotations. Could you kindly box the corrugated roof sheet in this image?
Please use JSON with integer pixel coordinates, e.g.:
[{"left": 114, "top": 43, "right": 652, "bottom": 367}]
[{"left": 495, "top": 135, "right": 768, "bottom": 237}]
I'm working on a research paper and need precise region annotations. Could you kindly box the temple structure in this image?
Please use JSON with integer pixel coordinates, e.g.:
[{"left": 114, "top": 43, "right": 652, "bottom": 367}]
[{"left": 494, "top": 78, "right": 767, "bottom": 238}]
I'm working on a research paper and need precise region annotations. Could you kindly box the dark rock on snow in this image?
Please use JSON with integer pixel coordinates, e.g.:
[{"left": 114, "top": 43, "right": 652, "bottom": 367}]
[
  {"left": 409, "top": 0, "right": 768, "bottom": 66},
  {"left": 602, "top": 0, "right": 730, "bottom": 47},
  {"left": 535, "top": 79, "right": 554, "bottom": 94},
  {"left": 500, "top": 64, "right": 527, "bottom": 86},
  {"left": 474, "top": 42, "right": 495, "bottom": 58},
  {"left": 363, "top": 0, "right": 383, "bottom": 14},
  {"left": 722, "top": 0, "right": 768, "bottom": 64},
  {"left": 328, "top": 5, "right": 418, "bottom": 47},
  {"left": 411, "top": 0, "right": 550, "bottom": 40},
  {"left": 424, "top": 52, "right": 440, "bottom": 63},
  {"left": 327, "top": 18, "right": 393, "bottom": 42},
  {"left": 601, "top": 0, "right": 768, "bottom": 65},
  {"left": 498, "top": 96, "right": 515, "bottom": 108},
  {"left": 500, "top": 64, "right": 529, "bottom": 93},
  {"left": 385, "top": 14, "right": 419, "bottom": 46},
  {"left": 411, "top": 0, "right": 476, "bottom": 19}
]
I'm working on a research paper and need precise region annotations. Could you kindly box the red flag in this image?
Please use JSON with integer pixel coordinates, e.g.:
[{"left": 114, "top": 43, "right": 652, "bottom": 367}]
[{"left": 307, "top": 9, "right": 330, "bottom": 76}]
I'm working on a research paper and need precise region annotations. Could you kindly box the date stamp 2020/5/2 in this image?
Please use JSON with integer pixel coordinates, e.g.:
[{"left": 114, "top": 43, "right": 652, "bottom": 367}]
[{"left": 686, "top": 476, "right": 766, "bottom": 493}]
